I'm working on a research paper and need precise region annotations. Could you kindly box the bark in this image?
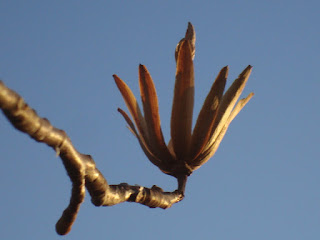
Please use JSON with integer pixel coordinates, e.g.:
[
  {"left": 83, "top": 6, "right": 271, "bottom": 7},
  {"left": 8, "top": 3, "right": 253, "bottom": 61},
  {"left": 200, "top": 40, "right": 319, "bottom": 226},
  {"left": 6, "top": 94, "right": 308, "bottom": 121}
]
[{"left": 0, "top": 80, "right": 185, "bottom": 235}]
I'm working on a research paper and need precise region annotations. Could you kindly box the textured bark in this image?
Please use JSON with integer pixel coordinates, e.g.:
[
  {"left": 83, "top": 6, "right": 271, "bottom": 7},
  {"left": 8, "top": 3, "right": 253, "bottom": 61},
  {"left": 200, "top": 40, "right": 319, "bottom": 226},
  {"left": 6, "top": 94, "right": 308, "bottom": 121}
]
[{"left": 0, "top": 80, "right": 185, "bottom": 235}]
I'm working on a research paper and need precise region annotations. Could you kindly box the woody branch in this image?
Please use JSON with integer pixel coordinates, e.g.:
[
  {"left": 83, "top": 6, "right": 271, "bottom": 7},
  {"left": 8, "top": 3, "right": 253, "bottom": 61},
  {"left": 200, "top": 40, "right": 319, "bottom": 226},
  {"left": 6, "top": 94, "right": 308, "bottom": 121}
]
[{"left": 0, "top": 80, "right": 184, "bottom": 235}]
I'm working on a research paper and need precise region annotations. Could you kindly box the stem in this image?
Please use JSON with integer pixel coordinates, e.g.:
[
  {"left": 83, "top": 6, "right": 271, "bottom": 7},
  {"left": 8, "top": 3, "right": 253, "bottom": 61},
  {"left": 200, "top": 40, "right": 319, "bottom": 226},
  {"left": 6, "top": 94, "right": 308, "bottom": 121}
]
[{"left": 177, "top": 175, "right": 188, "bottom": 194}]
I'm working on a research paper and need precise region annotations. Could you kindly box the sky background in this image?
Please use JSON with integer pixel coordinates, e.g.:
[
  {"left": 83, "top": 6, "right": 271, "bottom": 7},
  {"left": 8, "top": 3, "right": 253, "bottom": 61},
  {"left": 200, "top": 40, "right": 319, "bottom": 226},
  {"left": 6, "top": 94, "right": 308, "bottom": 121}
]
[{"left": 0, "top": 1, "right": 319, "bottom": 239}]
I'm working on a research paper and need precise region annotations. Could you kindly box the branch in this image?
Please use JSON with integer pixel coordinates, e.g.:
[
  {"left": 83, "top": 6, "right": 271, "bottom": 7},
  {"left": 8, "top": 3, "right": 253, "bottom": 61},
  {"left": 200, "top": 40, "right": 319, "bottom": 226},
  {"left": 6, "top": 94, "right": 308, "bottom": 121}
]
[{"left": 0, "top": 80, "right": 185, "bottom": 235}]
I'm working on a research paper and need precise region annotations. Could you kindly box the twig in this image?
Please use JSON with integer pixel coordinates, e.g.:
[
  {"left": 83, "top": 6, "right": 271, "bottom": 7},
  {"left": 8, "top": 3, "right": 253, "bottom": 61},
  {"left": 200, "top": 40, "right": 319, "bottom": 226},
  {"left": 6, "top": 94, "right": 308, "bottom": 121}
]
[{"left": 0, "top": 80, "right": 184, "bottom": 235}]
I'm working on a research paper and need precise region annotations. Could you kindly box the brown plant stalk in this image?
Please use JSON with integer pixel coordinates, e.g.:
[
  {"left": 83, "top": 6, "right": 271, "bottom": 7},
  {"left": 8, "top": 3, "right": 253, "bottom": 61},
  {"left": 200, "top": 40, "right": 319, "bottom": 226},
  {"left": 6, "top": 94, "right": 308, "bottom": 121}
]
[{"left": 0, "top": 80, "right": 184, "bottom": 235}]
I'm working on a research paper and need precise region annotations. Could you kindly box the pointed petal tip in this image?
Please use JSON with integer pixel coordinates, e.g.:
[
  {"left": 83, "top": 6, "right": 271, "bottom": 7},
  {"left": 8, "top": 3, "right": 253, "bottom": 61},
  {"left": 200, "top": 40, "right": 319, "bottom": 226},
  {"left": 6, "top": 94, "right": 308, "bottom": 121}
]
[
  {"left": 240, "top": 65, "right": 253, "bottom": 78},
  {"left": 113, "top": 74, "right": 120, "bottom": 82},
  {"left": 187, "top": 22, "right": 193, "bottom": 29},
  {"left": 246, "top": 65, "right": 253, "bottom": 70},
  {"left": 185, "top": 22, "right": 196, "bottom": 58},
  {"left": 113, "top": 74, "right": 125, "bottom": 89},
  {"left": 139, "top": 64, "right": 148, "bottom": 73},
  {"left": 245, "top": 65, "right": 253, "bottom": 73},
  {"left": 247, "top": 92, "right": 255, "bottom": 100},
  {"left": 221, "top": 66, "right": 229, "bottom": 75},
  {"left": 241, "top": 92, "right": 254, "bottom": 104}
]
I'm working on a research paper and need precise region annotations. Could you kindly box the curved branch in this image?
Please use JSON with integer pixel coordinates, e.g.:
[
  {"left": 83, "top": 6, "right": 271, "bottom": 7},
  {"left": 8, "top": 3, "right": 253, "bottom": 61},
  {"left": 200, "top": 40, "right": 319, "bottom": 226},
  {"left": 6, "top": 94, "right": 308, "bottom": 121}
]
[{"left": 0, "top": 80, "right": 185, "bottom": 235}]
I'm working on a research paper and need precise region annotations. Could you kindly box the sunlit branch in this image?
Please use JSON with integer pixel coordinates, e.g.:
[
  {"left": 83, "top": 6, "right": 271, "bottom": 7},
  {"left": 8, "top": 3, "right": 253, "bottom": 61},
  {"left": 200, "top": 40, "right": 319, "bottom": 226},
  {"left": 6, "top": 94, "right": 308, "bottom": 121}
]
[{"left": 0, "top": 80, "right": 184, "bottom": 235}]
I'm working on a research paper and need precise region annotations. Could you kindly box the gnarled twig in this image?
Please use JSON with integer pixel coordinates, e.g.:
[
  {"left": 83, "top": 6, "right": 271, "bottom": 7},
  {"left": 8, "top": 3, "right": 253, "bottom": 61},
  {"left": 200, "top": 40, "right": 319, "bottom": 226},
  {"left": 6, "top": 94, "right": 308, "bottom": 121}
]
[{"left": 0, "top": 80, "right": 184, "bottom": 235}]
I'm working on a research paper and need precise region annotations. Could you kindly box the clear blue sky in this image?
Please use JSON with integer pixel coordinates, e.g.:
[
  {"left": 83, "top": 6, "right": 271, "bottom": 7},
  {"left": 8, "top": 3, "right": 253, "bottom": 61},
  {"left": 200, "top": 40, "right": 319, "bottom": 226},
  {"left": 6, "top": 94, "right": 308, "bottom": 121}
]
[{"left": 1, "top": 1, "right": 319, "bottom": 239}]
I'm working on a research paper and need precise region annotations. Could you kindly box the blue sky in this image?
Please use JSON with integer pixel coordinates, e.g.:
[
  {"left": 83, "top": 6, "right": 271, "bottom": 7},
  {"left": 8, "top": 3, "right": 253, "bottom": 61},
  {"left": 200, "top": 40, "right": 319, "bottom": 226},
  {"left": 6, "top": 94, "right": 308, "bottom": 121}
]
[{"left": 1, "top": 1, "right": 319, "bottom": 239}]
